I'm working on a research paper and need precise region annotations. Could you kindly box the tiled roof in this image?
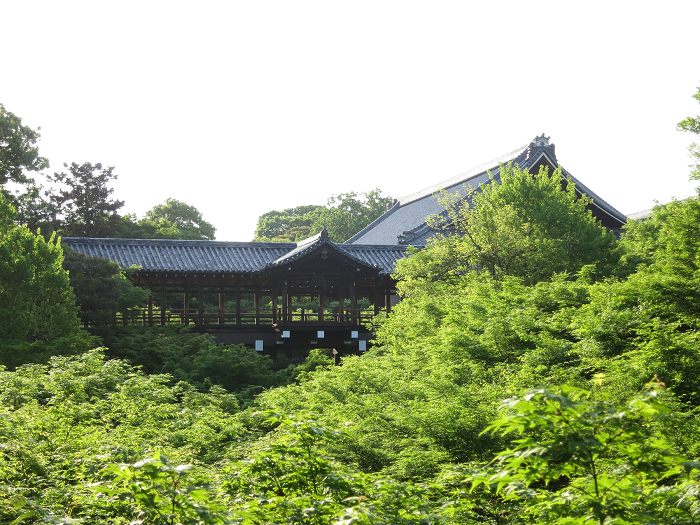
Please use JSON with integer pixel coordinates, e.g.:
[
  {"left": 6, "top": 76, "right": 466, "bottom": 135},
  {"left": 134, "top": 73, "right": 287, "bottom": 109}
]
[
  {"left": 62, "top": 236, "right": 409, "bottom": 276},
  {"left": 346, "top": 136, "right": 628, "bottom": 246},
  {"left": 626, "top": 209, "right": 653, "bottom": 221}
]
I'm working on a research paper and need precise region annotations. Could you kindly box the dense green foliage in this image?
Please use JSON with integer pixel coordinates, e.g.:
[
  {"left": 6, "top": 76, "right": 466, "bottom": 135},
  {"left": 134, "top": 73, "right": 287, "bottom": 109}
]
[
  {"left": 92, "top": 327, "right": 297, "bottom": 404},
  {"left": 678, "top": 85, "right": 700, "bottom": 180},
  {"left": 0, "top": 103, "right": 49, "bottom": 185},
  {"left": 0, "top": 193, "right": 80, "bottom": 346},
  {"left": 254, "top": 190, "right": 392, "bottom": 242},
  {"left": 141, "top": 198, "right": 217, "bottom": 240},
  {"left": 253, "top": 205, "right": 324, "bottom": 242}
]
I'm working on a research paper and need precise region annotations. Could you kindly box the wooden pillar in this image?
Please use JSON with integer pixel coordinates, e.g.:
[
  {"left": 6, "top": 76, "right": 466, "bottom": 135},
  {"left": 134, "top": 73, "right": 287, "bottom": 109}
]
[
  {"left": 160, "top": 284, "right": 166, "bottom": 326},
  {"left": 196, "top": 285, "right": 203, "bottom": 325},
  {"left": 373, "top": 283, "right": 380, "bottom": 317},
  {"left": 318, "top": 289, "right": 324, "bottom": 323},
  {"left": 272, "top": 286, "right": 278, "bottom": 324},
  {"left": 338, "top": 288, "right": 345, "bottom": 323},
  {"left": 148, "top": 293, "right": 154, "bottom": 326},
  {"left": 235, "top": 285, "right": 242, "bottom": 325},
  {"left": 286, "top": 286, "right": 293, "bottom": 322},
  {"left": 350, "top": 284, "right": 357, "bottom": 325},
  {"left": 219, "top": 287, "right": 225, "bottom": 325},
  {"left": 183, "top": 287, "right": 190, "bottom": 325},
  {"left": 255, "top": 289, "right": 261, "bottom": 325},
  {"left": 281, "top": 284, "right": 288, "bottom": 322}
]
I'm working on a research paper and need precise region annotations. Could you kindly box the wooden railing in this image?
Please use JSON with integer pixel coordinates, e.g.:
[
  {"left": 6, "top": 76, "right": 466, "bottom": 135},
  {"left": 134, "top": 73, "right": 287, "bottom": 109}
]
[{"left": 95, "top": 306, "right": 384, "bottom": 328}]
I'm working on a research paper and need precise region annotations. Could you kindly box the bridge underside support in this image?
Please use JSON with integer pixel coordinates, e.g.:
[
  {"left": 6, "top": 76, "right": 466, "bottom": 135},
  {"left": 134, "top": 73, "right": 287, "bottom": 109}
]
[{"left": 191, "top": 323, "right": 374, "bottom": 353}]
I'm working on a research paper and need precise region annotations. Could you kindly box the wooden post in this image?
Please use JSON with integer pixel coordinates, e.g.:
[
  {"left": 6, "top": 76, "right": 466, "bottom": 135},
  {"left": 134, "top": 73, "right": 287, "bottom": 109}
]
[
  {"left": 219, "top": 287, "right": 225, "bottom": 324},
  {"left": 183, "top": 287, "right": 190, "bottom": 325},
  {"left": 318, "top": 290, "right": 324, "bottom": 323},
  {"left": 160, "top": 284, "right": 166, "bottom": 326},
  {"left": 373, "top": 283, "right": 380, "bottom": 317},
  {"left": 281, "top": 284, "right": 288, "bottom": 323},
  {"left": 338, "top": 289, "right": 345, "bottom": 322},
  {"left": 198, "top": 285, "right": 204, "bottom": 326},
  {"left": 350, "top": 284, "right": 357, "bottom": 325},
  {"left": 235, "top": 285, "right": 242, "bottom": 325},
  {"left": 272, "top": 286, "right": 278, "bottom": 324},
  {"left": 385, "top": 288, "right": 392, "bottom": 314},
  {"left": 255, "top": 289, "right": 261, "bottom": 324},
  {"left": 148, "top": 293, "right": 153, "bottom": 326}
]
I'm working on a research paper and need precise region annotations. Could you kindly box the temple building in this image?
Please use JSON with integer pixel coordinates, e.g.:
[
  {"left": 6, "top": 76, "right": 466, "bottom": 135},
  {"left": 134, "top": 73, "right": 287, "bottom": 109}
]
[
  {"left": 63, "top": 135, "right": 628, "bottom": 353},
  {"left": 346, "top": 134, "right": 627, "bottom": 246}
]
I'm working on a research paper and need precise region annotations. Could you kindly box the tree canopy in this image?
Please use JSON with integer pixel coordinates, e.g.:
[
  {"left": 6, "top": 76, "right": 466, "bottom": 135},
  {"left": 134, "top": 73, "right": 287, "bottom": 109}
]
[
  {"left": 253, "top": 189, "right": 393, "bottom": 243},
  {"left": 254, "top": 205, "right": 324, "bottom": 242},
  {"left": 144, "top": 198, "right": 216, "bottom": 240},
  {"left": 0, "top": 103, "right": 49, "bottom": 185},
  {"left": 47, "top": 162, "right": 125, "bottom": 237},
  {"left": 677, "top": 84, "right": 700, "bottom": 181}
]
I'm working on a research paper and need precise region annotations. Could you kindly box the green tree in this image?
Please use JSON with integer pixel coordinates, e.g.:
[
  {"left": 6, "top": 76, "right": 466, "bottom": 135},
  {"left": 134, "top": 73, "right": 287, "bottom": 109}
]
[
  {"left": 11, "top": 180, "right": 59, "bottom": 237},
  {"left": 677, "top": 85, "right": 700, "bottom": 181},
  {"left": 0, "top": 193, "right": 80, "bottom": 344},
  {"left": 47, "top": 162, "right": 125, "bottom": 237},
  {"left": 399, "top": 164, "right": 620, "bottom": 288},
  {"left": 0, "top": 103, "right": 49, "bottom": 185},
  {"left": 144, "top": 198, "right": 216, "bottom": 240},
  {"left": 62, "top": 250, "right": 149, "bottom": 326},
  {"left": 309, "top": 189, "right": 393, "bottom": 242},
  {"left": 253, "top": 190, "right": 392, "bottom": 243},
  {"left": 254, "top": 204, "right": 324, "bottom": 242}
]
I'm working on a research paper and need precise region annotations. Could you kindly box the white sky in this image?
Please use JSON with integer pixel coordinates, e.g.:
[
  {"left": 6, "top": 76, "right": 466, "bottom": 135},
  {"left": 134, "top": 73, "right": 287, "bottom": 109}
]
[{"left": 3, "top": 1, "right": 700, "bottom": 241}]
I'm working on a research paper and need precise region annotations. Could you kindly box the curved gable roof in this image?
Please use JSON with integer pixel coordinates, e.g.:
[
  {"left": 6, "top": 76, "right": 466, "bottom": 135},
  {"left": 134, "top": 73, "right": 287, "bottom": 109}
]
[{"left": 346, "top": 135, "right": 627, "bottom": 245}]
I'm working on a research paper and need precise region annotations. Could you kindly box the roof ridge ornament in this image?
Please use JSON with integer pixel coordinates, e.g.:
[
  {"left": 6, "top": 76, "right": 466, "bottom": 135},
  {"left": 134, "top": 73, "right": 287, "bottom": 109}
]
[
  {"left": 319, "top": 226, "right": 330, "bottom": 241},
  {"left": 534, "top": 133, "right": 550, "bottom": 147}
]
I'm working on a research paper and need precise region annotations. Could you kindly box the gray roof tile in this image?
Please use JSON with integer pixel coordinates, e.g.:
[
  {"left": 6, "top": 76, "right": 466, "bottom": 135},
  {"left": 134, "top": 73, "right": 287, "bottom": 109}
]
[{"left": 62, "top": 236, "right": 409, "bottom": 276}]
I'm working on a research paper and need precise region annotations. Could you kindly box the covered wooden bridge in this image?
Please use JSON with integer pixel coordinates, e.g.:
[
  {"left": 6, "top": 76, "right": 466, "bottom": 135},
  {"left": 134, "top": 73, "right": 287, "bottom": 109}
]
[{"left": 63, "top": 228, "right": 409, "bottom": 353}]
